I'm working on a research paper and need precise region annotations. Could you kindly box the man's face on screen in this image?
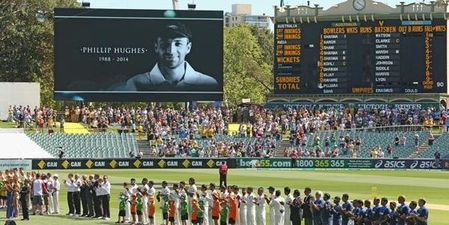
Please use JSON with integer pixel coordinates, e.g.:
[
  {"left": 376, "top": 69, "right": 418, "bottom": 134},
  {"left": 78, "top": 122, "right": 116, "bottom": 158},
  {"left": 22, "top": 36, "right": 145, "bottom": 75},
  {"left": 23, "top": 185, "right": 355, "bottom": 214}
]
[{"left": 155, "top": 37, "right": 191, "bottom": 69}]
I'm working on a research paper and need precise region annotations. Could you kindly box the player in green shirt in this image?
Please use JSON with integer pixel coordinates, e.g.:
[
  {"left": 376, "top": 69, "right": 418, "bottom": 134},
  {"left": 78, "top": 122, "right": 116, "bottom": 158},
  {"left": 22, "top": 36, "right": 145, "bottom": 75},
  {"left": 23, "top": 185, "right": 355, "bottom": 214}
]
[
  {"left": 220, "top": 201, "right": 229, "bottom": 225},
  {"left": 198, "top": 198, "right": 205, "bottom": 224},
  {"left": 161, "top": 195, "right": 169, "bottom": 225},
  {"left": 137, "top": 194, "right": 144, "bottom": 224},
  {"left": 180, "top": 195, "right": 188, "bottom": 225},
  {"left": 117, "top": 193, "right": 127, "bottom": 223}
]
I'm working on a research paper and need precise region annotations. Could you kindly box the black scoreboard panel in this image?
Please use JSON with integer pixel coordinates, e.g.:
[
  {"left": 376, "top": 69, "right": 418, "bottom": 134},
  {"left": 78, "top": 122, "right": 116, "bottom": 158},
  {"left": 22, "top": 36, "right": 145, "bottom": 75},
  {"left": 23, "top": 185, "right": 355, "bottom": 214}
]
[{"left": 274, "top": 19, "right": 447, "bottom": 94}]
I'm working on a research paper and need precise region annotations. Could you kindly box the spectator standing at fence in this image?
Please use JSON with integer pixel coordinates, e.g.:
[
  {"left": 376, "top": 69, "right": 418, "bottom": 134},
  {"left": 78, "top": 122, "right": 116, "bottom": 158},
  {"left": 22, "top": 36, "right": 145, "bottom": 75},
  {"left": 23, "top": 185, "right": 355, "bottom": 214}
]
[
  {"left": 414, "top": 133, "right": 420, "bottom": 147},
  {"left": 446, "top": 117, "right": 449, "bottom": 132},
  {"left": 434, "top": 150, "right": 441, "bottom": 168},
  {"left": 290, "top": 150, "right": 298, "bottom": 168},
  {"left": 386, "top": 144, "right": 393, "bottom": 157},
  {"left": 428, "top": 135, "right": 435, "bottom": 146},
  {"left": 60, "top": 117, "right": 65, "bottom": 133},
  {"left": 400, "top": 135, "right": 407, "bottom": 146},
  {"left": 219, "top": 161, "right": 228, "bottom": 188},
  {"left": 58, "top": 147, "right": 64, "bottom": 159}
]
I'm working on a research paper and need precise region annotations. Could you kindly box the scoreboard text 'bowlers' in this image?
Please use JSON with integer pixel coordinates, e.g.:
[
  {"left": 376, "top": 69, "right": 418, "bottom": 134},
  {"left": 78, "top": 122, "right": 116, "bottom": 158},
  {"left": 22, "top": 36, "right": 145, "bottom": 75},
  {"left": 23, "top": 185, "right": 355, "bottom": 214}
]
[{"left": 274, "top": 19, "right": 447, "bottom": 94}]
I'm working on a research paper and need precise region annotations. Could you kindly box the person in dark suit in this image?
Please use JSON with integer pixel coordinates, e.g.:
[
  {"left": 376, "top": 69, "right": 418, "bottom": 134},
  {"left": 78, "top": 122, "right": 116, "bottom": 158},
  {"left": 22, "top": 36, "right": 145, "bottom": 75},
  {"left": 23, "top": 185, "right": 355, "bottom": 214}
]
[
  {"left": 302, "top": 187, "right": 314, "bottom": 225},
  {"left": 80, "top": 175, "right": 89, "bottom": 217},
  {"left": 116, "top": 22, "right": 218, "bottom": 91},
  {"left": 19, "top": 181, "right": 30, "bottom": 221},
  {"left": 290, "top": 189, "right": 302, "bottom": 225},
  {"left": 92, "top": 174, "right": 101, "bottom": 218}
]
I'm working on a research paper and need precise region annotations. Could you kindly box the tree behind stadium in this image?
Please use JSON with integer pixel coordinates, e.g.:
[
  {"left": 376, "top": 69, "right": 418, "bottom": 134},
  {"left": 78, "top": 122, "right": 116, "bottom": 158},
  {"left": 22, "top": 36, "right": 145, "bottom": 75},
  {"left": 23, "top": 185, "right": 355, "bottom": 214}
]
[
  {"left": 224, "top": 25, "right": 273, "bottom": 107},
  {"left": 0, "top": 0, "right": 79, "bottom": 107}
]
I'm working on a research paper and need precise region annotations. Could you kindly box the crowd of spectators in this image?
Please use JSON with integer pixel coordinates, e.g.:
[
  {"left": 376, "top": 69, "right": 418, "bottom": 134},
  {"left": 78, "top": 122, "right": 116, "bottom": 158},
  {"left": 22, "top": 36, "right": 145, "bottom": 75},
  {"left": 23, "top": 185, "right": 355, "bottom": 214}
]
[
  {"left": 6, "top": 104, "right": 447, "bottom": 159},
  {"left": 147, "top": 137, "right": 278, "bottom": 158},
  {"left": 7, "top": 105, "right": 59, "bottom": 131},
  {"left": 8, "top": 104, "right": 445, "bottom": 133}
]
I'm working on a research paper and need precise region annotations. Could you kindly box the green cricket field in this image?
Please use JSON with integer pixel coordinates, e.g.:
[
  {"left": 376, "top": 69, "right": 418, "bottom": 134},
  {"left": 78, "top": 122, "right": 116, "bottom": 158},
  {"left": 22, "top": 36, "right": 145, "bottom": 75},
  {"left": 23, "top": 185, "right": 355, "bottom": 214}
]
[{"left": 5, "top": 169, "right": 449, "bottom": 225}]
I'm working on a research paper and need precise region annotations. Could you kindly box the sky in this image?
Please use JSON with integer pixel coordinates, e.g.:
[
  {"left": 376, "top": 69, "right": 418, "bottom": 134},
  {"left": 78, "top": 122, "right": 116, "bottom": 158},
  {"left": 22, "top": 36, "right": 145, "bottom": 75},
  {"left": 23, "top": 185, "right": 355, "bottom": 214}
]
[{"left": 84, "top": 0, "right": 429, "bottom": 16}]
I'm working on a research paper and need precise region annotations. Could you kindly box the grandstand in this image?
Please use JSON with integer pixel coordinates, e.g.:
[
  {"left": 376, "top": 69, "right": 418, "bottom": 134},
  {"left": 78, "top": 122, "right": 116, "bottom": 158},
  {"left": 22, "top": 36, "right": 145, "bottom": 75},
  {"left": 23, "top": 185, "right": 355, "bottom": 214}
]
[
  {"left": 305, "top": 130, "right": 431, "bottom": 158},
  {"left": 419, "top": 132, "right": 449, "bottom": 159},
  {"left": 28, "top": 133, "right": 138, "bottom": 159},
  {"left": 15, "top": 125, "right": 443, "bottom": 159}
]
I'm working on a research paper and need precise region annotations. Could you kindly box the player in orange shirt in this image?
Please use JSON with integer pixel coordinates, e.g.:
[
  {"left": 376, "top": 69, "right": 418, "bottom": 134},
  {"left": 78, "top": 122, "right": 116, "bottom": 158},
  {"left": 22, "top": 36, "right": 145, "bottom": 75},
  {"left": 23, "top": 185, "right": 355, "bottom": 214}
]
[
  {"left": 168, "top": 199, "right": 177, "bottom": 225},
  {"left": 228, "top": 186, "right": 238, "bottom": 225},
  {"left": 191, "top": 197, "right": 200, "bottom": 225},
  {"left": 212, "top": 192, "right": 221, "bottom": 225},
  {"left": 148, "top": 194, "right": 156, "bottom": 225},
  {"left": 130, "top": 194, "right": 138, "bottom": 225}
]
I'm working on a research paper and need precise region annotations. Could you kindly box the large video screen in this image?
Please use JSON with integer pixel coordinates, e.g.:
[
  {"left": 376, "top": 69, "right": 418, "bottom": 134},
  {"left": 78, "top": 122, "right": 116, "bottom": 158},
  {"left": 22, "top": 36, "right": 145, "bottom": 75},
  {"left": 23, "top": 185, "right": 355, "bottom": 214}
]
[
  {"left": 54, "top": 8, "right": 223, "bottom": 101},
  {"left": 274, "top": 19, "right": 447, "bottom": 94}
]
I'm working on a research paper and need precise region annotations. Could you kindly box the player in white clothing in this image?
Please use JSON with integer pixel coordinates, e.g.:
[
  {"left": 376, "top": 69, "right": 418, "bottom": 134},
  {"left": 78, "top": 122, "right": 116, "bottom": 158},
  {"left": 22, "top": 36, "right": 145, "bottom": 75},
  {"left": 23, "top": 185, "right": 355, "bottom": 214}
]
[
  {"left": 126, "top": 178, "right": 139, "bottom": 222},
  {"left": 271, "top": 190, "right": 285, "bottom": 225},
  {"left": 208, "top": 183, "right": 217, "bottom": 225},
  {"left": 238, "top": 188, "right": 247, "bottom": 225},
  {"left": 267, "top": 187, "right": 276, "bottom": 225},
  {"left": 139, "top": 178, "right": 150, "bottom": 225},
  {"left": 245, "top": 187, "right": 256, "bottom": 225},
  {"left": 284, "top": 187, "right": 293, "bottom": 225},
  {"left": 200, "top": 185, "right": 211, "bottom": 225},
  {"left": 255, "top": 187, "right": 266, "bottom": 225}
]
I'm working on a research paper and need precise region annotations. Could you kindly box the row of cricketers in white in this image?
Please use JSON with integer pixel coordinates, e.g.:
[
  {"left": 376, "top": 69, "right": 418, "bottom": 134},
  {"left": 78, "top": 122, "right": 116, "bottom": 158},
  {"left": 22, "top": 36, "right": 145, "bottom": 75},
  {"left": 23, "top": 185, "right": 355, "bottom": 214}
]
[
  {"left": 241, "top": 189, "right": 288, "bottom": 225},
  {"left": 120, "top": 180, "right": 291, "bottom": 225},
  {"left": 32, "top": 175, "right": 61, "bottom": 214}
]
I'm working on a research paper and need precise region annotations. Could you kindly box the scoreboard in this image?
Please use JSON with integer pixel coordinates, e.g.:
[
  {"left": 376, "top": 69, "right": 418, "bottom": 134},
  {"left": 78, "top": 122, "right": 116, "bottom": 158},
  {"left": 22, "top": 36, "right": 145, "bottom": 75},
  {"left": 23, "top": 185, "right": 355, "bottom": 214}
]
[{"left": 274, "top": 19, "right": 447, "bottom": 94}]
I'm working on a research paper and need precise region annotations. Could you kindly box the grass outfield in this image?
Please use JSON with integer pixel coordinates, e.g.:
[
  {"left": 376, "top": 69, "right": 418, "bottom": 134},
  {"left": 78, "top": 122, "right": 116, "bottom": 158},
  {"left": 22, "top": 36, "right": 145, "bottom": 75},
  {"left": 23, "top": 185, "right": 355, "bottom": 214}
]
[{"left": 4, "top": 169, "right": 449, "bottom": 225}]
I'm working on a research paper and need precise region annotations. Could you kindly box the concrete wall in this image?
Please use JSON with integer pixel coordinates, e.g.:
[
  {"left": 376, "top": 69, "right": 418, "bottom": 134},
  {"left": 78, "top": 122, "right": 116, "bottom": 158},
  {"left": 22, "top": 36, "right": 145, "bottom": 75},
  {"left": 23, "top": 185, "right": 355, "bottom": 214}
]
[{"left": 0, "top": 82, "right": 40, "bottom": 121}]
